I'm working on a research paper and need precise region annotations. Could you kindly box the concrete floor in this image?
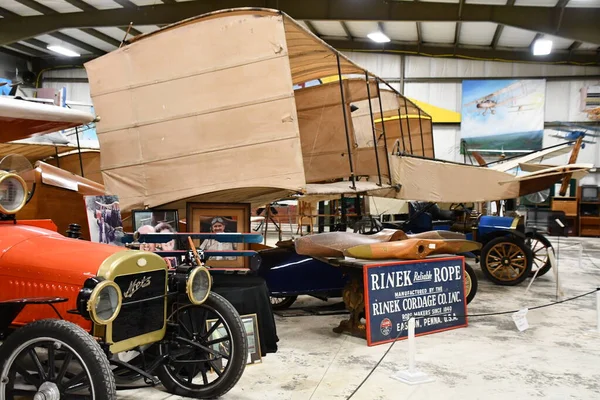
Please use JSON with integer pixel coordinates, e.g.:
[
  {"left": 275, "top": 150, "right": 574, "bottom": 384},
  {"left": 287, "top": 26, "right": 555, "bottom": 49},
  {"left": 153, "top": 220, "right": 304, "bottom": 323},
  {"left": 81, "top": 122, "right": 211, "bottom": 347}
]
[{"left": 120, "top": 233, "right": 600, "bottom": 400}]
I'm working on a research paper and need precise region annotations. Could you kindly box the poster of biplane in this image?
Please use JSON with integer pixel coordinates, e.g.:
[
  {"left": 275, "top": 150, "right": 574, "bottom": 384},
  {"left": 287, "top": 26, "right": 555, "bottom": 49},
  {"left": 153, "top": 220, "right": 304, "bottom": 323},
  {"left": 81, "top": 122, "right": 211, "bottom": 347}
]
[{"left": 460, "top": 79, "right": 546, "bottom": 154}]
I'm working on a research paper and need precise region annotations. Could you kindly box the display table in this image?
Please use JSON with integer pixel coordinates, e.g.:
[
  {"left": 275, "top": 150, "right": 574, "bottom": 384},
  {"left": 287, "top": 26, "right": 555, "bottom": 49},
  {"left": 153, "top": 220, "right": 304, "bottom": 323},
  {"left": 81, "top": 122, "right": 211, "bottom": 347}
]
[
  {"left": 211, "top": 274, "right": 279, "bottom": 356},
  {"left": 327, "top": 256, "right": 468, "bottom": 346}
]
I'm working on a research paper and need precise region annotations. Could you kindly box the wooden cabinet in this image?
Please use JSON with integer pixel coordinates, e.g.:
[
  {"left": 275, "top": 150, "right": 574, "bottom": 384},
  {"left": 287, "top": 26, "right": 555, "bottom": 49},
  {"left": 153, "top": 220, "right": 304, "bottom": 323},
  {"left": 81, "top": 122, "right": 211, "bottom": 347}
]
[{"left": 578, "top": 187, "right": 600, "bottom": 237}]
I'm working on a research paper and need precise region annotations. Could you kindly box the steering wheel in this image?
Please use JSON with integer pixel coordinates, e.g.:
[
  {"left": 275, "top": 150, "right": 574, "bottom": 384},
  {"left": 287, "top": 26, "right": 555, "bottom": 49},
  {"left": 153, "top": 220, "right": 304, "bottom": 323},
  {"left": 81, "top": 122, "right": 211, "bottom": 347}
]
[
  {"left": 353, "top": 217, "right": 384, "bottom": 235},
  {"left": 450, "top": 203, "right": 467, "bottom": 211}
]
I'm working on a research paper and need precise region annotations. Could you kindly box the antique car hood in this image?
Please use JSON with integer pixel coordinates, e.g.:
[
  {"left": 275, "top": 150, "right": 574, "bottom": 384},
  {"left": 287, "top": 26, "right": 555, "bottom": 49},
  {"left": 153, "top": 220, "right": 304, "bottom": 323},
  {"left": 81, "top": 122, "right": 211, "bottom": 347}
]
[{"left": 0, "top": 224, "right": 125, "bottom": 289}]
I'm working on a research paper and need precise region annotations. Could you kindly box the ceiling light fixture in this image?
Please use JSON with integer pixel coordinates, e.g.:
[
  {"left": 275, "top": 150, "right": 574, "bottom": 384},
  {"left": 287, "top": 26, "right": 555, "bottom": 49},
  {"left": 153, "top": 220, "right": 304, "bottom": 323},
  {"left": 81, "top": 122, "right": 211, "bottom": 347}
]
[
  {"left": 532, "top": 39, "right": 553, "bottom": 56},
  {"left": 367, "top": 31, "right": 390, "bottom": 43},
  {"left": 47, "top": 45, "right": 80, "bottom": 57}
]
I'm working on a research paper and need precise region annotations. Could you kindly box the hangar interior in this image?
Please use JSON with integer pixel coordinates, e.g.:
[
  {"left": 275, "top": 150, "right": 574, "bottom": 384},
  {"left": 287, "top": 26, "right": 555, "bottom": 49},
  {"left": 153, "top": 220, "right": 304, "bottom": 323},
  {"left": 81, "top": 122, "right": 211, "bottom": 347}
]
[{"left": 0, "top": 1, "right": 599, "bottom": 400}]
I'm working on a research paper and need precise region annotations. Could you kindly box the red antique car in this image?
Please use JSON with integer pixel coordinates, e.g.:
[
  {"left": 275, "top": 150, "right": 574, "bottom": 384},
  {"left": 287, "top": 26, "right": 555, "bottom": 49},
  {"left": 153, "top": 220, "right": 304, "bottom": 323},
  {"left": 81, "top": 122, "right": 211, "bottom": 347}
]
[{"left": 0, "top": 97, "right": 249, "bottom": 399}]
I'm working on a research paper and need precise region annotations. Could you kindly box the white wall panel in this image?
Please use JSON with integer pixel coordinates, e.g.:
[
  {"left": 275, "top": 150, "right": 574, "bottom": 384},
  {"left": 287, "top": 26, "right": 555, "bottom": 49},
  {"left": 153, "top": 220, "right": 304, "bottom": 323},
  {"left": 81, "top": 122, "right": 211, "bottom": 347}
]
[
  {"left": 432, "top": 126, "right": 462, "bottom": 162},
  {"left": 42, "top": 68, "right": 93, "bottom": 113},
  {"left": 459, "top": 22, "right": 497, "bottom": 46},
  {"left": 421, "top": 22, "right": 456, "bottom": 44},
  {"left": 381, "top": 22, "right": 418, "bottom": 42},
  {"left": 342, "top": 51, "right": 402, "bottom": 79},
  {"left": 344, "top": 21, "right": 379, "bottom": 38},
  {"left": 310, "top": 21, "right": 347, "bottom": 37},
  {"left": 404, "top": 82, "right": 462, "bottom": 112},
  {"left": 0, "top": 52, "right": 28, "bottom": 80},
  {"left": 403, "top": 55, "right": 600, "bottom": 78}
]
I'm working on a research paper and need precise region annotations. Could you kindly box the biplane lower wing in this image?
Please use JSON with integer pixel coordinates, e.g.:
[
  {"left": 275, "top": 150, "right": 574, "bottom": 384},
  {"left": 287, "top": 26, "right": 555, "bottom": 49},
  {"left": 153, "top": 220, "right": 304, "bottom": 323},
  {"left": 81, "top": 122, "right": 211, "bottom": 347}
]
[
  {"left": 386, "top": 155, "right": 592, "bottom": 203},
  {"left": 0, "top": 97, "right": 96, "bottom": 143}
]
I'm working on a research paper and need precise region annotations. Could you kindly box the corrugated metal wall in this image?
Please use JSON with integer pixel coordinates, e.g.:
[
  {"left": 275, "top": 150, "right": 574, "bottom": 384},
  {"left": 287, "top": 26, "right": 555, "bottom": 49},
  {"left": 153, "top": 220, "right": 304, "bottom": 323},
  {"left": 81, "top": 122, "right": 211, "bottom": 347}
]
[{"left": 0, "top": 53, "right": 29, "bottom": 83}]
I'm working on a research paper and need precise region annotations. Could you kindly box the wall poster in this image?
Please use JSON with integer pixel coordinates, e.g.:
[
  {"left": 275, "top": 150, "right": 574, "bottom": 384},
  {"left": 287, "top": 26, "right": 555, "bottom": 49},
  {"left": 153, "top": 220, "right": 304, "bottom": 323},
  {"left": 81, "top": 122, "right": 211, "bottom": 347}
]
[{"left": 461, "top": 79, "right": 546, "bottom": 154}]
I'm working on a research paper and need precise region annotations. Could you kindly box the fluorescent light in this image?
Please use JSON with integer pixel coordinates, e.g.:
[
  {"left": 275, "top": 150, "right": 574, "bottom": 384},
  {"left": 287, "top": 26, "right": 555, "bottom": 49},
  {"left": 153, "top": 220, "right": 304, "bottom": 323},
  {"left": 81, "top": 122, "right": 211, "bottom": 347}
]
[
  {"left": 47, "top": 45, "right": 80, "bottom": 57},
  {"left": 532, "top": 39, "right": 552, "bottom": 56},
  {"left": 367, "top": 31, "right": 390, "bottom": 43}
]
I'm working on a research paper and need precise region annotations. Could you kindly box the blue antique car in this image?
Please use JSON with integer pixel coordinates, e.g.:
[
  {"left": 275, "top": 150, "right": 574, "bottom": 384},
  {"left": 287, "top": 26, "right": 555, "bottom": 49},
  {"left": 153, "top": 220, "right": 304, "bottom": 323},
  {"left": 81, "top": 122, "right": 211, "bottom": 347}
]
[
  {"left": 382, "top": 202, "right": 554, "bottom": 286},
  {"left": 252, "top": 199, "right": 555, "bottom": 311},
  {"left": 253, "top": 234, "right": 479, "bottom": 310}
]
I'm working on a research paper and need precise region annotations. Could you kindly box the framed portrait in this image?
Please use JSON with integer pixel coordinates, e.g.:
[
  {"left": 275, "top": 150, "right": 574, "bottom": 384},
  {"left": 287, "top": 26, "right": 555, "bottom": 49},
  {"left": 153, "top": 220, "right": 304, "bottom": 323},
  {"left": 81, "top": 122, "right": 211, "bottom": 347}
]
[
  {"left": 206, "top": 313, "right": 261, "bottom": 368},
  {"left": 131, "top": 209, "right": 180, "bottom": 268},
  {"left": 83, "top": 195, "right": 124, "bottom": 247},
  {"left": 186, "top": 202, "right": 250, "bottom": 268}
]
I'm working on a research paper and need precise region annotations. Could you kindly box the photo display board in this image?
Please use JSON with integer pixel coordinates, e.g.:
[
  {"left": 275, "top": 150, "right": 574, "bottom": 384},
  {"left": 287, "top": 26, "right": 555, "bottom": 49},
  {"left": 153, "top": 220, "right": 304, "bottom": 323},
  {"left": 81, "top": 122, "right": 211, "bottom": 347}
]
[{"left": 364, "top": 256, "right": 468, "bottom": 346}]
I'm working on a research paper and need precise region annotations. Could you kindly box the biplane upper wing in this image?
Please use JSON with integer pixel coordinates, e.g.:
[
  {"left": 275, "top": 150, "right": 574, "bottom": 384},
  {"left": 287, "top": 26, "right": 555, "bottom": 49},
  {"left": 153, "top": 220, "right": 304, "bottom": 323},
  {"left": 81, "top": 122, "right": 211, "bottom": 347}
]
[{"left": 0, "top": 96, "right": 96, "bottom": 143}]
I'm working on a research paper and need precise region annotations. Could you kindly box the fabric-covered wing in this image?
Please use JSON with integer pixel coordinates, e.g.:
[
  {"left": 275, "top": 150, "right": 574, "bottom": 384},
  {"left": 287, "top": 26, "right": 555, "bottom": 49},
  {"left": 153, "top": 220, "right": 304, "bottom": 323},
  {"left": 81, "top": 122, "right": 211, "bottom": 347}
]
[{"left": 0, "top": 97, "right": 95, "bottom": 143}]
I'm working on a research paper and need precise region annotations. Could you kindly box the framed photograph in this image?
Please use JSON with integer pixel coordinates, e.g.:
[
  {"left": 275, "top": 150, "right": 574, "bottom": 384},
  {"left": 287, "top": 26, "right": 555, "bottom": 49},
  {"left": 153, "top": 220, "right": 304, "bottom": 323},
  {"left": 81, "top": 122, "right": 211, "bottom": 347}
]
[
  {"left": 131, "top": 209, "right": 180, "bottom": 267},
  {"left": 186, "top": 202, "right": 250, "bottom": 268},
  {"left": 206, "top": 313, "right": 262, "bottom": 368},
  {"left": 84, "top": 195, "right": 124, "bottom": 247}
]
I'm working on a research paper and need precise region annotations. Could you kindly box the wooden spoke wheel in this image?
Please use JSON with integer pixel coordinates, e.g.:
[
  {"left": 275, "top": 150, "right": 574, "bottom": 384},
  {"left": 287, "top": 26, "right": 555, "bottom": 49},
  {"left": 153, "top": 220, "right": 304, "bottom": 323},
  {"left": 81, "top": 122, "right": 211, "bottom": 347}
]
[
  {"left": 480, "top": 236, "right": 533, "bottom": 286},
  {"left": 464, "top": 263, "right": 478, "bottom": 304},
  {"left": 525, "top": 232, "right": 554, "bottom": 278}
]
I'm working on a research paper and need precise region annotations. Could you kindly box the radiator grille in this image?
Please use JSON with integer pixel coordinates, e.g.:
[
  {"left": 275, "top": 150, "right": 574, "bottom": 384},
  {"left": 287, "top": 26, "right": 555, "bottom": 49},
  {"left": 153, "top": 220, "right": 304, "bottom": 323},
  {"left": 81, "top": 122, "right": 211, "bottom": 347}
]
[{"left": 112, "top": 269, "right": 166, "bottom": 343}]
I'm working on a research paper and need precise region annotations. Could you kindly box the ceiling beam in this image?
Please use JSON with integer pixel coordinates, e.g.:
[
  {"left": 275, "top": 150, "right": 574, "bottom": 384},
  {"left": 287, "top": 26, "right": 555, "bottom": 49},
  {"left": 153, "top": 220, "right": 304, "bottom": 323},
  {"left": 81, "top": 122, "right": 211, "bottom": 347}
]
[
  {"left": 569, "top": 41, "right": 582, "bottom": 51},
  {"left": 529, "top": 33, "right": 544, "bottom": 52},
  {"left": 490, "top": 0, "right": 516, "bottom": 50},
  {"left": 5, "top": 42, "right": 48, "bottom": 58},
  {"left": 11, "top": 0, "right": 107, "bottom": 54},
  {"left": 0, "top": 1, "right": 599, "bottom": 46},
  {"left": 0, "top": 46, "right": 33, "bottom": 61},
  {"left": 59, "top": 0, "right": 142, "bottom": 37},
  {"left": 302, "top": 21, "right": 319, "bottom": 36},
  {"left": 324, "top": 37, "right": 599, "bottom": 65},
  {"left": 340, "top": 21, "right": 353, "bottom": 40},
  {"left": 454, "top": 0, "right": 465, "bottom": 54}
]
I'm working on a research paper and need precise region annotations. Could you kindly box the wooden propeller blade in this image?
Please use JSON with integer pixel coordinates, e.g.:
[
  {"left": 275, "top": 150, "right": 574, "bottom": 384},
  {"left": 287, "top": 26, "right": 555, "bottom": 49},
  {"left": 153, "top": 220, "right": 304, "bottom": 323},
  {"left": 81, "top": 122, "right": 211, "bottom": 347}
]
[
  {"left": 559, "top": 136, "right": 583, "bottom": 196},
  {"left": 294, "top": 230, "right": 407, "bottom": 258},
  {"left": 343, "top": 238, "right": 482, "bottom": 260},
  {"left": 472, "top": 151, "right": 487, "bottom": 166},
  {"left": 408, "top": 230, "right": 467, "bottom": 240}
]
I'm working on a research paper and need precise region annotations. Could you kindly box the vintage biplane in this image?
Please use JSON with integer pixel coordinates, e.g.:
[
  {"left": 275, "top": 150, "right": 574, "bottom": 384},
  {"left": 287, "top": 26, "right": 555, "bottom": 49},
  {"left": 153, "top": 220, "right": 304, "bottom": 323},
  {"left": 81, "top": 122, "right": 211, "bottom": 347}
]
[
  {"left": 80, "top": 8, "right": 593, "bottom": 326},
  {"left": 463, "top": 80, "right": 540, "bottom": 116}
]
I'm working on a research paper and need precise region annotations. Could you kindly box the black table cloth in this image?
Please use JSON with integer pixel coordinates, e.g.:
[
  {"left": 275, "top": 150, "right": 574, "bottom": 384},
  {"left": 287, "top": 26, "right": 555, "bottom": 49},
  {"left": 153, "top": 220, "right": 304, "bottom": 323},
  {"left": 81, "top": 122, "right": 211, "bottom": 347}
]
[{"left": 210, "top": 274, "right": 279, "bottom": 356}]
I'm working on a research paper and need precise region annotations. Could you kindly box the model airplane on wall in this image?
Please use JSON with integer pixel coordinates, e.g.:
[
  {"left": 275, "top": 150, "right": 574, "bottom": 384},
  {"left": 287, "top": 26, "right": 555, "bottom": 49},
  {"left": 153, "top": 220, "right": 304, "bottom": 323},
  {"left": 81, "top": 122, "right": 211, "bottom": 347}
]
[{"left": 547, "top": 122, "right": 599, "bottom": 149}]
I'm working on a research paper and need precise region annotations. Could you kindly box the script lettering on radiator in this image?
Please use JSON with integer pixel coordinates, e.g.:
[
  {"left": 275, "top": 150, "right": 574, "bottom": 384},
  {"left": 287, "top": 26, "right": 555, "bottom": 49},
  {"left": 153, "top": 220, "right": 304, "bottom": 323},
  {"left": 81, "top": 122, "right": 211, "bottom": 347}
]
[{"left": 124, "top": 276, "right": 152, "bottom": 298}]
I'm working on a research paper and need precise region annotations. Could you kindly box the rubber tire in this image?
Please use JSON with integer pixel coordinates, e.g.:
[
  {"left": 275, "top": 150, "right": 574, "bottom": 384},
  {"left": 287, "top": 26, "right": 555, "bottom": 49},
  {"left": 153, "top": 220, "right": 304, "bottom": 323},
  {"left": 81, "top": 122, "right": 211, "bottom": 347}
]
[
  {"left": 270, "top": 295, "right": 298, "bottom": 310},
  {"left": 480, "top": 236, "right": 533, "bottom": 286},
  {"left": 0, "top": 319, "right": 116, "bottom": 400},
  {"left": 465, "top": 263, "right": 478, "bottom": 304},
  {"left": 526, "top": 232, "right": 553, "bottom": 278},
  {"left": 156, "top": 292, "right": 247, "bottom": 399}
]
